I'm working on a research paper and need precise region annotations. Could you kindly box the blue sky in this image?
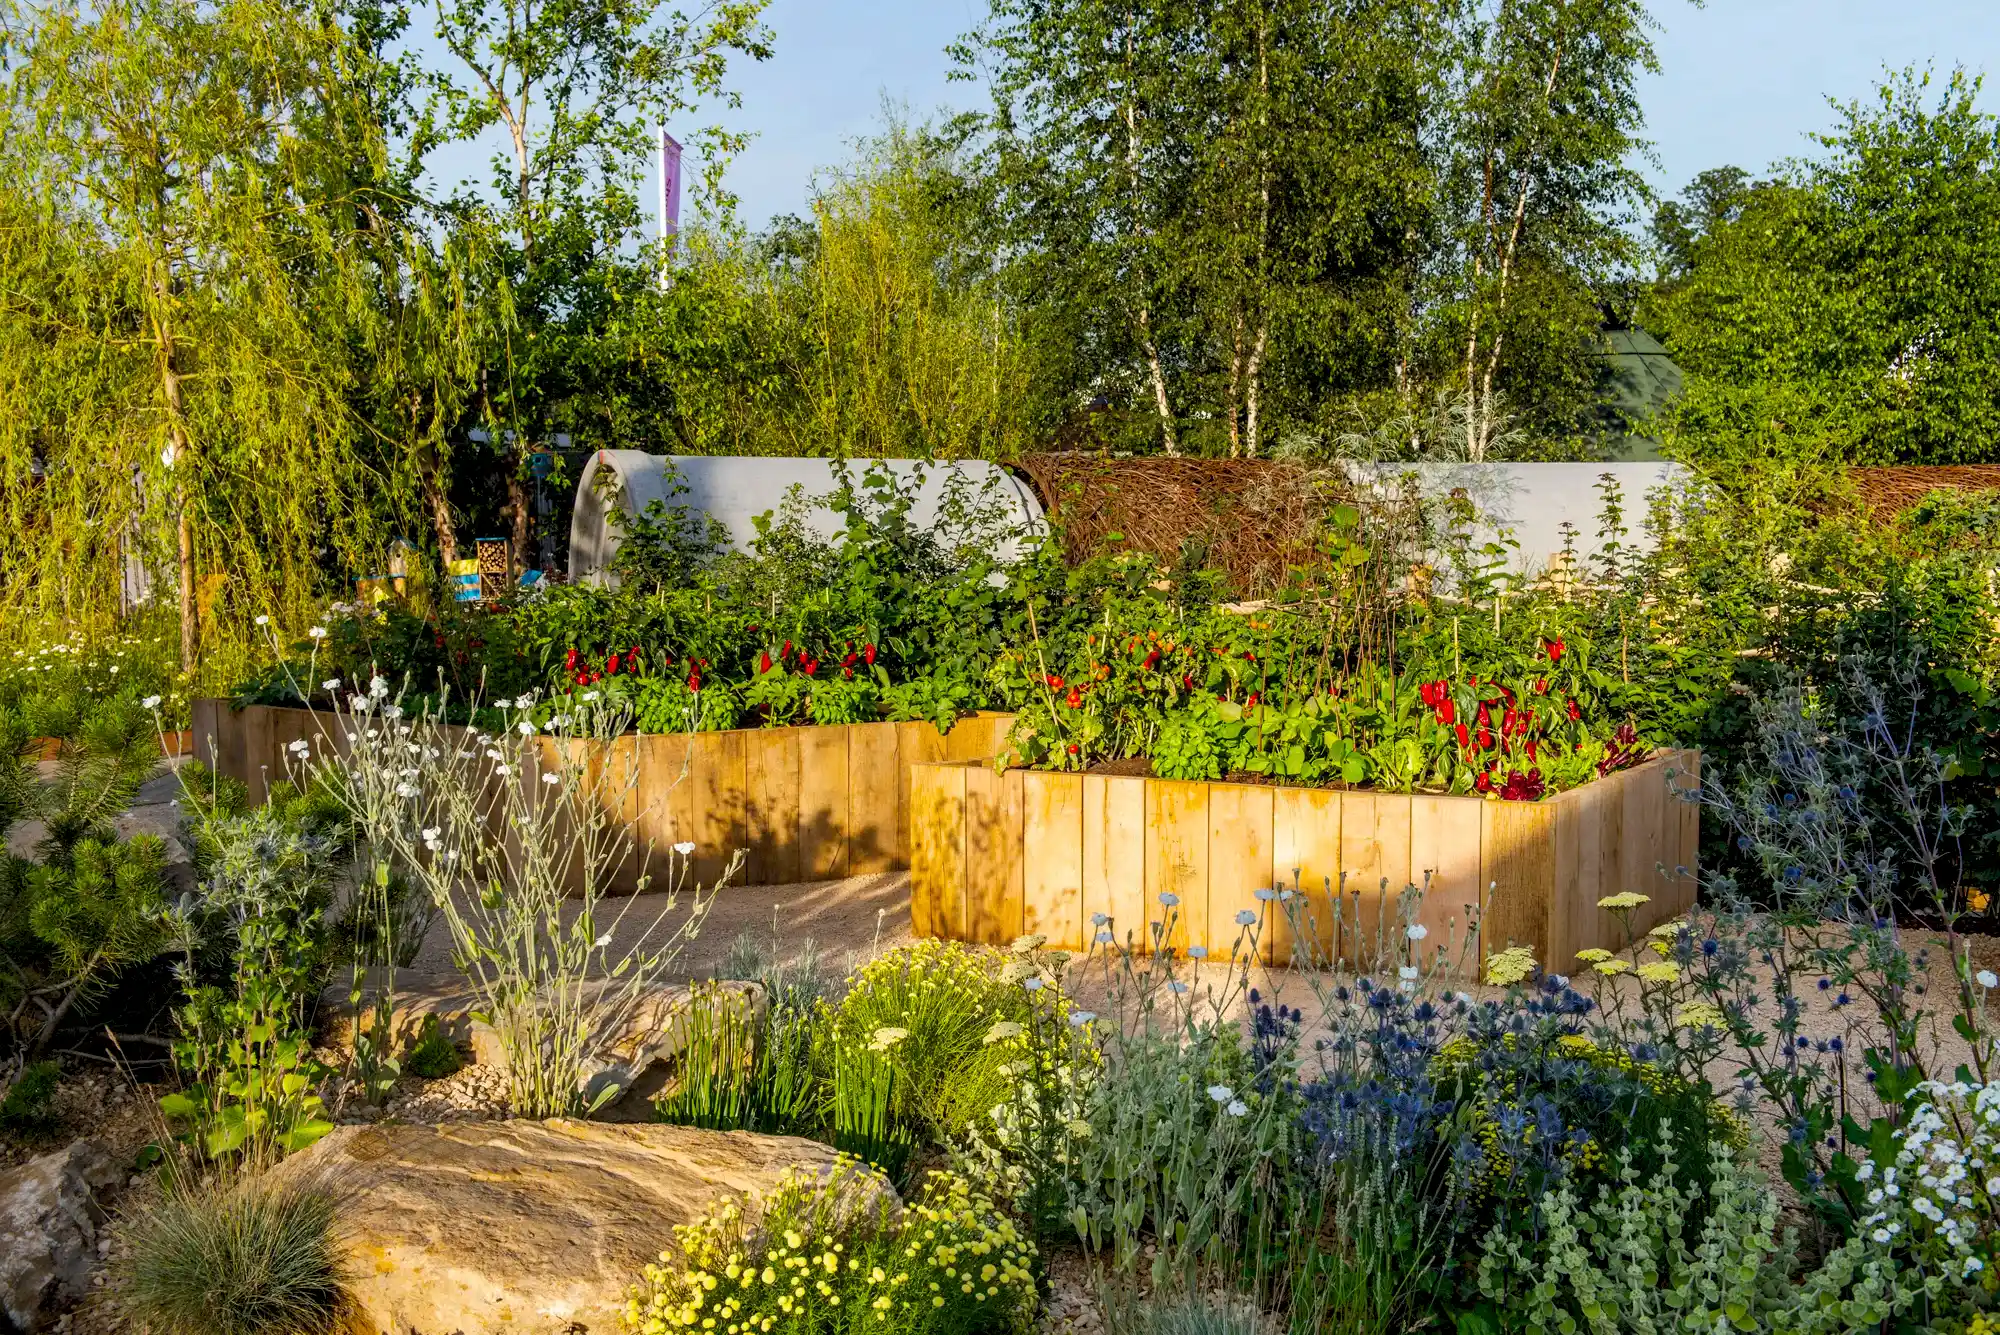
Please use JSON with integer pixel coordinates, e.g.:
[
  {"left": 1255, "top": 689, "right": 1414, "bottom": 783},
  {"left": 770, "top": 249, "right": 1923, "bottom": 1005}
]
[{"left": 419, "top": 0, "right": 2000, "bottom": 232}]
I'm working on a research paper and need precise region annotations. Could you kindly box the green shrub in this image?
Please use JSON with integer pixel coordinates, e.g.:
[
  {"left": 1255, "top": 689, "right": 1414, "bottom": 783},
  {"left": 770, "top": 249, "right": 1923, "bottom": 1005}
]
[
  {"left": 625, "top": 1163, "right": 1036, "bottom": 1335},
  {"left": 402, "top": 1016, "right": 464, "bottom": 1080},
  {"left": 822, "top": 941, "right": 1046, "bottom": 1155},
  {"left": 113, "top": 1172, "right": 349, "bottom": 1335},
  {"left": 0, "top": 1059, "right": 61, "bottom": 1135},
  {"left": 1474, "top": 1137, "right": 1937, "bottom": 1335}
]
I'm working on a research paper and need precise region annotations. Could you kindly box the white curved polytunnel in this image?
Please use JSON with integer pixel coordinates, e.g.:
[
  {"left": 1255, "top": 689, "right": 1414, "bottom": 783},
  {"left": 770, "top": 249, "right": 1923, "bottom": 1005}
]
[{"left": 567, "top": 452, "right": 1047, "bottom": 586}]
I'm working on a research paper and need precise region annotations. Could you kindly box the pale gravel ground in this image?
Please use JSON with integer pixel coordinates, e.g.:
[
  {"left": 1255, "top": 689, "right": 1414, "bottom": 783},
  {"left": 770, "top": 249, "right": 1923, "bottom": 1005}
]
[{"left": 43, "top": 753, "right": 2000, "bottom": 1135}]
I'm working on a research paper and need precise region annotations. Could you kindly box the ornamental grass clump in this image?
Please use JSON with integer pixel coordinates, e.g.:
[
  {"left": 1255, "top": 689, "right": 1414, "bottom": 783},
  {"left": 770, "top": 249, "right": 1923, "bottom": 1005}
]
[
  {"left": 625, "top": 1162, "right": 1036, "bottom": 1335},
  {"left": 824, "top": 940, "right": 1054, "bottom": 1152},
  {"left": 112, "top": 1171, "right": 349, "bottom": 1335}
]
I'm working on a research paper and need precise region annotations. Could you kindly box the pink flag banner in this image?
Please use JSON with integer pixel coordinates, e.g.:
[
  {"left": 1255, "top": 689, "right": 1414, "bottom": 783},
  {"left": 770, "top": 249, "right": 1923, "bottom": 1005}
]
[{"left": 659, "top": 130, "right": 682, "bottom": 251}]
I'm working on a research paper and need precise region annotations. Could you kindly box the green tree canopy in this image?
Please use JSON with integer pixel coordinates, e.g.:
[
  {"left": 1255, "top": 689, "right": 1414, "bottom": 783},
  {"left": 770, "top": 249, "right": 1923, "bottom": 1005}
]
[{"left": 1645, "top": 68, "right": 2000, "bottom": 466}]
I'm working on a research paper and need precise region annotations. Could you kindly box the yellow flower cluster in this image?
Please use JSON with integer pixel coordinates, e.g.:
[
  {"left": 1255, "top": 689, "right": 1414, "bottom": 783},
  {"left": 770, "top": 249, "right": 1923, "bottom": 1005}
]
[
  {"left": 625, "top": 1164, "right": 1036, "bottom": 1335},
  {"left": 1484, "top": 946, "right": 1538, "bottom": 987},
  {"left": 1674, "top": 1002, "right": 1725, "bottom": 1031},
  {"left": 1596, "top": 892, "right": 1650, "bottom": 911}
]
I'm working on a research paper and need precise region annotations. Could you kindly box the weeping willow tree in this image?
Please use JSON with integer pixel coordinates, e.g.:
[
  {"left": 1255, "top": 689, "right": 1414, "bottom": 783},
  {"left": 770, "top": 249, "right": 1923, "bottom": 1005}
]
[
  {"left": 627, "top": 122, "right": 1034, "bottom": 460},
  {"left": 0, "top": 0, "right": 424, "bottom": 678},
  {"left": 776, "top": 124, "right": 1035, "bottom": 459}
]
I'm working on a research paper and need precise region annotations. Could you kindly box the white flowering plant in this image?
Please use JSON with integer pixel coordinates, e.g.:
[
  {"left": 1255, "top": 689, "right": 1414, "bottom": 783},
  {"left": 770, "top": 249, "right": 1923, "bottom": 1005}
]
[
  {"left": 311, "top": 674, "right": 731, "bottom": 1117},
  {"left": 625, "top": 1162, "right": 1036, "bottom": 1335},
  {"left": 1858, "top": 1079, "right": 2000, "bottom": 1283},
  {"left": 947, "top": 937, "right": 1100, "bottom": 1239}
]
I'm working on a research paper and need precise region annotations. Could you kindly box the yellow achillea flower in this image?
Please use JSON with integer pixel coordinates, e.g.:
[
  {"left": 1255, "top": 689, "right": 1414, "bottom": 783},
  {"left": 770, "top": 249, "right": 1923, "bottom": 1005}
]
[
  {"left": 1675, "top": 1002, "right": 1725, "bottom": 1030},
  {"left": 1648, "top": 919, "right": 1687, "bottom": 938},
  {"left": 1485, "top": 946, "right": 1538, "bottom": 986},
  {"left": 1593, "top": 959, "right": 1633, "bottom": 976},
  {"left": 1597, "top": 891, "right": 1650, "bottom": 910},
  {"left": 1637, "top": 961, "right": 1680, "bottom": 984},
  {"left": 1574, "top": 948, "right": 1613, "bottom": 964}
]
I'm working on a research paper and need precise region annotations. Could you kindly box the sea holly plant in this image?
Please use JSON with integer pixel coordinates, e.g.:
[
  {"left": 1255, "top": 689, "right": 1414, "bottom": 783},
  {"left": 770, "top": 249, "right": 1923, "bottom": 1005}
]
[
  {"left": 157, "top": 808, "right": 339, "bottom": 1159},
  {"left": 1645, "top": 661, "right": 1996, "bottom": 1232}
]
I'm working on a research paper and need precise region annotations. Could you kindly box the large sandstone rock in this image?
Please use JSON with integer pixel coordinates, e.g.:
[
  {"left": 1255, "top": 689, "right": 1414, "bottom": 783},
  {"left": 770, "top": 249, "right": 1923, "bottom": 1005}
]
[
  {"left": 0, "top": 1139, "right": 118, "bottom": 1332},
  {"left": 323, "top": 975, "right": 764, "bottom": 1113},
  {"left": 267, "top": 1119, "right": 887, "bottom": 1335}
]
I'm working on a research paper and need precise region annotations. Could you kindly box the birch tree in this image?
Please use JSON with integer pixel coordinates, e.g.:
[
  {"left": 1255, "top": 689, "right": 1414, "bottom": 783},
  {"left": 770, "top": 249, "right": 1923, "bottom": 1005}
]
[
  {"left": 1430, "top": 0, "right": 1657, "bottom": 459},
  {"left": 418, "top": 0, "right": 772, "bottom": 566}
]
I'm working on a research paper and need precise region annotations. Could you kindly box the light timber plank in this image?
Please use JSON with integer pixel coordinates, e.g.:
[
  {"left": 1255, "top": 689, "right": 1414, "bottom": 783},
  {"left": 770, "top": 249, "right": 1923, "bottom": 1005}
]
[
  {"left": 846, "top": 723, "right": 903, "bottom": 874},
  {"left": 1480, "top": 800, "right": 1556, "bottom": 966},
  {"left": 965, "top": 766, "right": 1025, "bottom": 946},
  {"left": 895, "top": 722, "right": 948, "bottom": 861},
  {"left": 798, "top": 725, "right": 849, "bottom": 880},
  {"left": 1144, "top": 780, "right": 1209, "bottom": 956},
  {"left": 909, "top": 764, "right": 966, "bottom": 939},
  {"left": 1337, "top": 791, "right": 1411, "bottom": 966},
  {"left": 745, "top": 729, "right": 802, "bottom": 886},
  {"left": 1410, "top": 793, "right": 1484, "bottom": 979},
  {"left": 1084, "top": 775, "right": 1148, "bottom": 952},
  {"left": 1270, "top": 787, "right": 1342, "bottom": 968},
  {"left": 1619, "top": 755, "right": 1670, "bottom": 938},
  {"left": 693, "top": 731, "right": 749, "bottom": 888},
  {"left": 1022, "top": 772, "right": 1086, "bottom": 951},
  {"left": 1206, "top": 783, "right": 1274, "bottom": 964}
]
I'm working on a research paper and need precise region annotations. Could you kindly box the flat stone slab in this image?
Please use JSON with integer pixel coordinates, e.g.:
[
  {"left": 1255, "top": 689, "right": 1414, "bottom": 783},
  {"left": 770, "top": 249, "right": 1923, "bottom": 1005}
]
[{"left": 268, "top": 1119, "right": 884, "bottom": 1335}]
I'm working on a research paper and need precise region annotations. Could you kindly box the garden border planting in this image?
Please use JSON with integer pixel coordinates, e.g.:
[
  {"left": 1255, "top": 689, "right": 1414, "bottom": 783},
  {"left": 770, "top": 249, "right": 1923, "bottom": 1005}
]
[
  {"left": 908, "top": 749, "right": 1698, "bottom": 964},
  {"left": 191, "top": 701, "right": 1015, "bottom": 889}
]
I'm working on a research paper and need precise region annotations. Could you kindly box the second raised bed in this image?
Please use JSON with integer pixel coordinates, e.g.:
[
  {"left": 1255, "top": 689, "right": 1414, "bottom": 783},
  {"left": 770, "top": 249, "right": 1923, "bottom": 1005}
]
[{"left": 908, "top": 750, "right": 1699, "bottom": 967}]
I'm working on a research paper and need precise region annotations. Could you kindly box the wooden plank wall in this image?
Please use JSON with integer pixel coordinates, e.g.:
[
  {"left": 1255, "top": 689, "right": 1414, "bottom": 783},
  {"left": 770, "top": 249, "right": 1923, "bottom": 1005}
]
[
  {"left": 191, "top": 702, "right": 1014, "bottom": 892},
  {"left": 908, "top": 748, "right": 1698, "bottom": 968}
]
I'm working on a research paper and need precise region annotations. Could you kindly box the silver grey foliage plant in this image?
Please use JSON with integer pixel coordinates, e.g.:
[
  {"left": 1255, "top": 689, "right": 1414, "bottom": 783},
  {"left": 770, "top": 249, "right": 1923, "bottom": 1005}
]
[{"left": 311, "top": 673, "right": 732, "bottom": 1118}]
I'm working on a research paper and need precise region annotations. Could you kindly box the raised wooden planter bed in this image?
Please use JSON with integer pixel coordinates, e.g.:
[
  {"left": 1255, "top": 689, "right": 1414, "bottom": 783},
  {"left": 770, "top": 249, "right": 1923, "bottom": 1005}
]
[
  {"left": 908, "top": 750, "right": 1699, "bottom": 967},
  {"left": 191, "top": 701, "right": 1014, "bottom": 890},
  {"left": 33, "top": 729, "right": 191, "bottom": 761}
]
